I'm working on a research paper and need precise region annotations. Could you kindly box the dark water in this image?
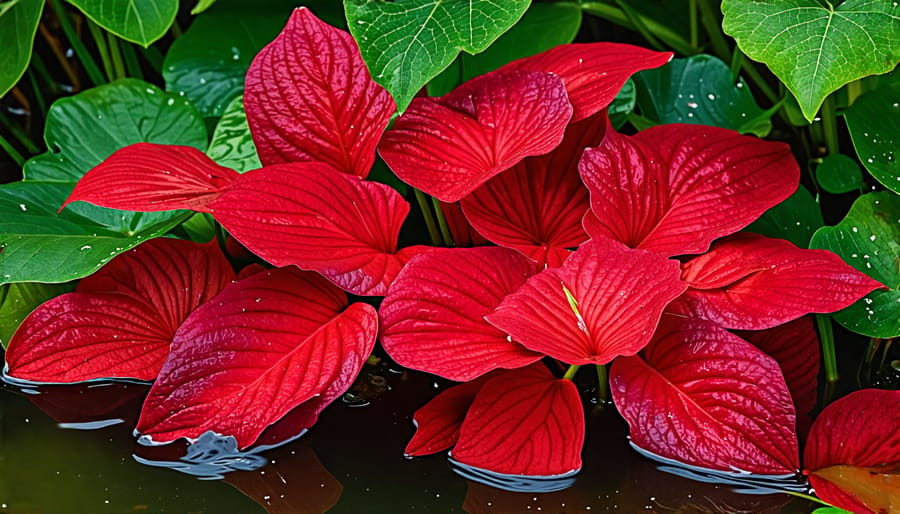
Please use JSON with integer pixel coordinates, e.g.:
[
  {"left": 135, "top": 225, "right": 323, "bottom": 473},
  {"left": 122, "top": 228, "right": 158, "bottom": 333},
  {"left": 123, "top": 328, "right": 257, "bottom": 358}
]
[{"left": 0, "top": 368, "right": 819, "bottom": 513}]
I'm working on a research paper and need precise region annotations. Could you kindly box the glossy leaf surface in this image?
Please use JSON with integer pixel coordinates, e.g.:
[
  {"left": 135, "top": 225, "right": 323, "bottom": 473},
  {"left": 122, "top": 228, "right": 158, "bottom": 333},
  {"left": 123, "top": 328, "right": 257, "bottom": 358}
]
[
  {"left": 815, "top": 153, "right": 864, "bottom": 195},
  {"left": 67, "top": 0, "right": 177, "bottom": 46},
  {"left": 206, "top": 96, "right": 261, "bottom": 173},
  {"left": 405, "top": 378, "right": 489, "bottom": 457},
  {"left": 843, "top": 84, "right": 899, "bottom": 193},
  {"left": 0, "top": 0, "right": 43, "bottom": 98},
  {"left": 745, "top": 185, "right": 824, "bottom": 248},
  {"left": 0, "top": 282, "right": 72, "bottom": 349}
]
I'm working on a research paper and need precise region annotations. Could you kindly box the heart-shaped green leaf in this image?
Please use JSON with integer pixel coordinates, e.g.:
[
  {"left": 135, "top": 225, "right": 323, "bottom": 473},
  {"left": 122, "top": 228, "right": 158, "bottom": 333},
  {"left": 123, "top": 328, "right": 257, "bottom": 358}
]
[
  {"left": 0, "top": 281, "right": 73, "bottom": 349},
  {"left": 722, "top": 0, "right": 899, "bottom": 122},
  {"left": 66, "top": 0, "right": 178, "bottom": 47},
  {"left": 633, "top": 54, "right": 776, "bottom": 137},
  {"left": 344, "top": 0, "right": 530, "bottom": 112},
  {"left": 206, "top": 96, "right": 261, "bottom": 173},
  {"left": 746, "top": 185, "right": 823, "bottom": 248},
  {"left": 0, "top": 0, "right": 44, "bottom": 98},
  {"left": 816, "top": 153, "right": 864, "bottom": 194},
  {"left": 843, "top": 84, "right": 899, "bottom": 193},
  {"left": 810, "top": 191, "right": 900, "bottom": 338}
]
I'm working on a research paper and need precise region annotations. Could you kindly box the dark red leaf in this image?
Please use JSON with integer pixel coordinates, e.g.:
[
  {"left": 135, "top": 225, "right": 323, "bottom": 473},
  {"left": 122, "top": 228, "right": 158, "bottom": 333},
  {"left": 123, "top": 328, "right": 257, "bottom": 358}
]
[
  {"left": 460, "top": 112, "right": 604, "bottom": 267},
  {"left": 804, "top": 389, "right": 900, "bottom": 513},
  {"left": 136, "top": 267, "right": 378, "bottom": 448},
  {"left": 610, "top": 316, "right": 800, "bottom": 475},
  {"left": 486, "top": 238, "right": 685, "bottom": 365},
  {"left": 62, "top": 143, "right": 239, "bottom": 213},
  {"left": 405, "top": 378, "right": 490, "bottom": 457},
  {"left": 451, "top": 364, "right": 584, "bottom": 476},
  {"left": 380, "top": 247, "right": 542, "bottom": 381},
  {"left": 26, "top": 382, "right": 149, "bottom": 427},
  {"left": 579, "top": 124, "right": 799, "bottom": 257},
  {"left": 210, "top": 162, "right": 427, "bottom": 296},
  {"left": 378, "top": 70, "right": 572, "bottom": 202},
  {"left": 499, "top": 43, "right": 672, "bottom": 121},
  {"left": 438, "top": 201, "right": 488, "bottom": 247},
  {"left": 244, "top": 7, "right": 395, "bottom": 177},
  {"left": 5, "top": 238, "right": 234, "bottom": 383},
  {"left": 676, "top": 233, "right": 885, "bottom": 329}
]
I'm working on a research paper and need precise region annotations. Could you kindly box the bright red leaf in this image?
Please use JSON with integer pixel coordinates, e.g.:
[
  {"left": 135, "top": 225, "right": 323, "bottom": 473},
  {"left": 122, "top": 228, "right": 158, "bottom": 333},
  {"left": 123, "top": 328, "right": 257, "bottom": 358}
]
[
  {"left": 62, "top": 143, "right": 239, "bottom": 213},
  {"left": 579, "top": 124, "right": 799, "bottom": 257},
  {"left": 486, "top": 237, "right": 686, "bottom": 365},
  {"left": 244, "top": 7, "right": 395, "bottom": 178},
  {"left": 610, "top": 315, "right": 800, "bottom": 475},
  {"left": 405, "top": 378, "right": 491, "bottom": 457},
  {"left": 378, "top": 70, "right": 572, "bottom": 202},
  {"left": 804, "top": 389, "right": 900, "bottom": 513},
  {"left": 210, "top": 162, "right": 426, "bottom": 296},
  {"left": 135, "top": 267, "right": 378, "bottom": 449},
  {"left": 675, "top": 233, "right": 885, "bottom": 329},
  {"left": 380, "top": 247, "right": 542, "bottom": 382},
  {"left": 451, "top": 364, "right": 584, "bottom": 477},
  {"left": 460, "top": 112, "right": 604, "bottom": 267},
  {"left": 5, "top": 238, "right": 234, "bottom": 383},
  {"left": 499, "top": 43, "right": 672, "bottom": 121}
]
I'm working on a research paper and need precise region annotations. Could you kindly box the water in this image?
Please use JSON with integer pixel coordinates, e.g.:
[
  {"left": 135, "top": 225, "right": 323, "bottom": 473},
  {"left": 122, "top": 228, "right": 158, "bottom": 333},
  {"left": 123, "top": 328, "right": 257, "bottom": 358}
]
[{"left": 0, "top": 371, "right": 819, "bottom": 513}]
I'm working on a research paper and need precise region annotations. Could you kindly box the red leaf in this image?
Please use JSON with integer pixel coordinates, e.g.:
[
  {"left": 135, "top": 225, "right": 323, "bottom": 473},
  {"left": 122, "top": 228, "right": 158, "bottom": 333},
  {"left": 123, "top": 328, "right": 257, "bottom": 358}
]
[
  {"left": 380, "top": 247, "right": 542, "bottom": 381},
  {"left": 460, "top": 112, "right": 604, "bottom": 267},
  {"left": 451, "top": 364, "right": 584, "bottom": 477},
  {"left": 610, "top": 316, "right": 800, "bottom": 475},
  {"left": 210, "top": 162, "right": 427, "bottom": 296},
  {"left": 378, "top": 70, "right": 572, "bottom": 202},
  {"left": 438, "top": 201, "right": 488, "bottom": 248},
  {"left": 62, "top": 143, "right": 239, "bottom": 213},
  {"left": 135, "top": 267, "right": 378, "bottom": 448},
  {"left": 579, "top": 124, "right": 799, "bottom": 257},
  {"left": 676, "top": 233, "right": 885, "bottom": 329},
  {"left": 486, "top": 238, "right": 685, "bottom": 365},
  {"left": 5, "top": 238, "right": 234, "bottom": 383},
  {"left": 244, "top": 8, "right": 394, "bottom": 177},
  {"left": 804, "top": 389, "right": 900, "bottom": 513},
  {"left": 500, "top": 43, "right": 672, "bottom": 121},
  {"left": 405, "top": 378, "right": 490, "bottom": 457}
]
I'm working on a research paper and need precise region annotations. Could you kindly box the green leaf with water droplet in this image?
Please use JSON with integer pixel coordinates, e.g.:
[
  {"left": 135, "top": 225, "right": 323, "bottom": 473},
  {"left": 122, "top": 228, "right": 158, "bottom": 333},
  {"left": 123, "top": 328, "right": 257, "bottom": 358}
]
[
  {"left": 810, "top": 192, "right": 900, "bottom": 338},
  {"left": 633, "top": 54, "right": 775, "bottom": 136},
  {"left": 722, "top": 0, "right": 900, "bottom": 122},
  {"left": 0, "top": 281, "right": 74, "bottom": 349},
  {"left": 344, "top": 0, "right": 530, "bottom": 113},
  {"left": 0, "top": 0, "right": 44, "bottom": 99},
  {"left": 206, "top": 96, "right": 261, "bottom": 173},
  {"left": 66, "top": 0, "right": 178, "bottom": 47},
  {"left": 746, "top": 185, "right": 823, "bottom": 248},
  {"left": 843, "top": 84, "right": 900, "bottom": 194},
  {"left": 816, "top": 153, "right": 864, "bottom": 194}
]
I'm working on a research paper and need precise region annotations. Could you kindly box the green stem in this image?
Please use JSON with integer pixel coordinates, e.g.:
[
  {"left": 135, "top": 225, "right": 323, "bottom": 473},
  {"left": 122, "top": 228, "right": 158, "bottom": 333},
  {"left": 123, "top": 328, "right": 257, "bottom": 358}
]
[
  {"left": 0, "top": 133, "right": 25, "bottom": 167},
  {"left": 414, "top": 189, "right": 442, "bottom": 246},
  {"left": 729, "top": 51, "right": 744, "bottom": 82},
  {"left": 784, "top": 490, "right": 832, "bottom": 507},
  {"left": 817, "top": 314, "right": 838, "bottom": 384},
  {"left": 576, "top": 2, "right": 696, "bottom": 55},
  {"left": 0, "top": 111, "right": 40, "bottom": 154},
  {"left": 689, "top": 0, "right": 699, "bottom": 49},
  {"left": 120, "top": 41, "right": 143, "bottom": 80},
  {"left": 107, "top": 32, "right": 127, "bottom": 80},
  {"left": 86, "top": 19, "right": 113, "bottom": 81},
  {"left": 613, "top": 0, "right": 666, "bottom": 52},
  {"left": 26, "top": 68, "right": 48, "bottom": 119},
  {"left": 138, "top": 46, "right": 164, "bottom": 72},
  {"left": 50, "top": 0, "right": 106, "bottom": 86},
  {"left": 820, "top": 95, "right": 839, "bottom": 156},
  {"left": 596, "top": 364, "right": 609, "bottom": 403},
  {"left": 740, "top": 58, "right": 780, "bottom": 106},
  {"left": 430, "top": 197, "right": 454, "bottom": 247},
  {"left": 563, "top": 365, "right": 581, "bottom": 380},
  {"left": 697, "top": 0, "right": 731, "bottom": 62}
]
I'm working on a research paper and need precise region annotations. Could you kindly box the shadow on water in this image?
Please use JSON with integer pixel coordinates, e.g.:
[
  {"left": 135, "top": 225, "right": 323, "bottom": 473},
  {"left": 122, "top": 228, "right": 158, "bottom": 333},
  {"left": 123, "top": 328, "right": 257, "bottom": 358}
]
[{"left": 0, "top": 366, "right": 821, "bottom": 513}]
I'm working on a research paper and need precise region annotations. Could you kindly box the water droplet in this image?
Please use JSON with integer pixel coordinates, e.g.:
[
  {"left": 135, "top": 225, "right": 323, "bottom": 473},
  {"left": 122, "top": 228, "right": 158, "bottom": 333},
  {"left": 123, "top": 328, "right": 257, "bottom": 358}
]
[
  {"left": 870, "top": 235, "right": 877, "bottom": 241},
  {"left": 18, "top": 204, "right": 26, "bottom": 211},
  {"left": 167, "top": 98, "right": 175, "bottom": 106},
  {"left": 687, "top": 102, "right": 698, "bottom": 109},
  {"left": 707, "top": 94, "right": 716, "bottom": 100},
  {"left": 80, "top": 245, "right": 92, "bottom": 251}
]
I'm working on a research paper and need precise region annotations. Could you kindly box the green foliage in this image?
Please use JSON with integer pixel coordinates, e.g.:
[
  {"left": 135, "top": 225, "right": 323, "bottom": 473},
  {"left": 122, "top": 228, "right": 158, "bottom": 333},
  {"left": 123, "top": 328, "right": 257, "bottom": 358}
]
[
  {"left": 746, "top": 185, "right": 823, "bottom": 248},
  {"left": 206, "top": 96, "right": 261, "bottom": 173},
  {"left": 0, "top": 281, "right": 73, "bottom": 348},
  {"left": 722, "top": 0, "right": 900, "bottom": 122},
  {"left": 66, "top": 0, "right": 178, "bottom": 47},
  {"left": 816, "top": 153, "right": 864, "bottom": 194},
  {"left": 843, "top": 83, "right": 899, "bottom": 193},
  {"left": 810, "top": 192, "right": 900, "bottom": 338},
  {"left": 0, "top": 0, "right": 44, "bottom": 98},
  {"left": 344, "top": 0, "right": 530, "bottom": 112},
  {"left": 633, "top": 54, "right": 776, "bottom": 136},
  {"left": 609, "top": 80, "right": 636, "bottom": 130}
]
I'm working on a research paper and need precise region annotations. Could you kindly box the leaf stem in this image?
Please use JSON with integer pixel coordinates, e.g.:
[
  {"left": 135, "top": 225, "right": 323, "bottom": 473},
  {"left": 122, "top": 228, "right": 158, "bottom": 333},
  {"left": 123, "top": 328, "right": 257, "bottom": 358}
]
[
  {"left": 783, "top": 490, "right": 832, "bottom": 507},
  {"left": 596, "top": 364, "right": 609, "bottom": 402},
  {"left": 0, "top": 111, "right": 40, "bottom": 154},
  {"left": 697, "top": 0, "right": 731, "bottom": 62},
  {"left": 563, "top": 365, "right": 581, "bottom": 380},
  {"left": 413, "top": 189, "right": 442, "bottom": 246},
  {"left": 120, "top": 41, "right": 143, "bottom": 80},
  {"left": 430, "top": 197, "right": 454, "bottom": 247},
  {"left": 0, "top": 133, "right": 25, "bottom": 167},
  {"left": 49, "top": 0, "right": 106, "bottom": 86},
  {"left": 576, "top": 2, "right": 696, "bottom": 55},
  {"left": 613, "top": 0, "right": 666, "bottom": 52},
  {"left": 817, "top": 314, "right": 838, "bottom": 384},
  {"left": 86, "top": 19, "right": 114, "bottom": 81},
  {"left": 820, "top": 95, "right": 839, "bottom": 156},
  {"left": 107, "top": 32, "right": 127, "bottom": 80},
  {"left": 689, "top": 0, "right": 699, "bottom": 49}
]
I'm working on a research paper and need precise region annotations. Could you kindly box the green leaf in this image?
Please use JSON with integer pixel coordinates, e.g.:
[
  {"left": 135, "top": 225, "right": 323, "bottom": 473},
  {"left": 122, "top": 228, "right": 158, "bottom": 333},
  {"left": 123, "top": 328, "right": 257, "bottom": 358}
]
[
  {"left": 843, "top": 83, "right": 899, "bottom": 193},
  {"left": 811, "top": 508, "right": 852, "bottom": 514},
  {"left": 65, "top": 0, "right": 178, "bottom": 47},
  {"left": 191, "top": 0, "right": 216, "bottom": 15},
  {"left": 810, "top": 191, "right": 900, "bottom": 338},
  {"left": 0, "top": 281, "right": 74, "bottom": 349},
  {"left": 206, "top": 96, "right": 261, "bottom": 172},
  {"left": 816, "top": 153, "right": 864, "bottom": 194},
  {"left": 344, "top": 0, "right": 530, "bottom": 112},
  {"left": 0, "top": 0, "right": 44, "bottom": 98},
  {"left": 25, "top": 79, "right": 207, "bottom": 183},
  {"left": 162, "top": 9, "right": 287, "bottom": 117},
  {"left": 745, "top": 185, "right": 824, "bottom": 248},
  {"left": 722, "top": 0, "right": 900, "bottom": 122},
  {"left": 633, "top": 54, "right": 775, "bottom": 136},
  {"left": 609, "top": 79, "right": 636, "bottom": 130}
]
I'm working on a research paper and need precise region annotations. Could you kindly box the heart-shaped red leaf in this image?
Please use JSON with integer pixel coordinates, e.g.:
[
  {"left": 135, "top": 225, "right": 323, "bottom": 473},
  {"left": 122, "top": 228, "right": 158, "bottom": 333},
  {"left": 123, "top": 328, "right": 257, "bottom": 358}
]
[
  {"left": 61, "top": 143, "right": 239, "bottom": 213},
  {"left": 676, "top": 233, "right": 885, "bottom": 329},
  {"left": 380, "top": 247, "right": 542, "bottom": 381},
  {"left": 460, "top": 112, "right": 604, "bottom": 267},
  {"left": 611, "top": 316, "right": 800, "bottom": 475},
  {"left": 451, "top": 364, "right": 584, "bottom": 477},
  {"left": 499, "top": 42, "right": 672, "bottom": 121},
  {"left": 244, "top": 7, "right": 394, "bottom": 178},
  {"left": 378, "top": 70, "right": 572, "bottom": 202},
  {"left": 486, "top": 238, "right": 685, "bottom": 365},
  {"left": 210, "top": 162, "right": 426, "bottom": 296},
  {"left": 4, "top": 238, "right": 234, "bottom": 383},
  {"left": 579, "top": 124, "right": 799, "bottom": 257},
  {"left": 805, "top": 389, "right": 900, "bottom": 513},
  {"left": 135, "top": 267, "right": 378, "bottom": 448},
  {"left": 405, "top": 377, "right": 491, "bottom": 457}
]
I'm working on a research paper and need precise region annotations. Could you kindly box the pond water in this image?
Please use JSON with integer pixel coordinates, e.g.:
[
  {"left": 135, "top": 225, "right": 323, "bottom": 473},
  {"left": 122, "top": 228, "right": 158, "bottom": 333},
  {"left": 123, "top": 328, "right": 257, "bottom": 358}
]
[{"left": 0, "top": 367, "right": 820, "bottom": 513}]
